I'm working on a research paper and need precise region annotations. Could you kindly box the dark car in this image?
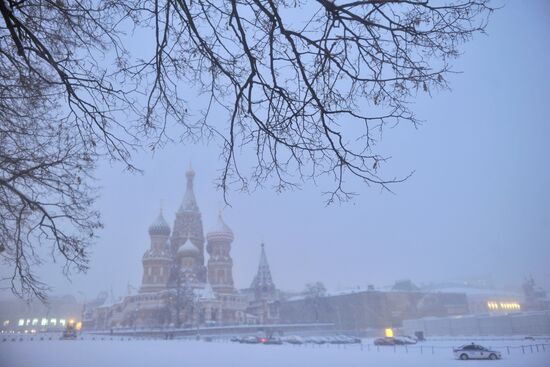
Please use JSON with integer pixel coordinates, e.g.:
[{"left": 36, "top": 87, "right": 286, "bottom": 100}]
[
  {"left": 374, "top": 337, "right": 395, "bottom": 346},
  {"left": 241, "top": 336, "right": 261, "bottom": 344},
  {"left": 260, "top": 337, "right": 283, "bottom": 345}
]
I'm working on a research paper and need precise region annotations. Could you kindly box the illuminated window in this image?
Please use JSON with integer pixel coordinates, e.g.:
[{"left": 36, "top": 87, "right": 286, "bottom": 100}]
[
  {"left": 41, "top": 318, "right": 48, "bottom": 326},
  {"left": 489, "top": 301, "right": 521, "bottom": 311},
  {"left": 26, "top": 319, "right": 31, "bottom": 326},
  {"left": 32, "top": 319, "right": 38, "bottom": 326},
  {"left": 385, "top": 328, "right": 394, "bottom": 338},
  {"left": 59, "top": 319, "right": 66, "bottom": 326},
  {"left": 18, "top": 319, "right": 24, "bottom": 327},
  {"left": 3, "top": 320, "right": 9, "bottom": 327},
  {"left": 50, "top": 319, "right": 57, "bottom": 326}
]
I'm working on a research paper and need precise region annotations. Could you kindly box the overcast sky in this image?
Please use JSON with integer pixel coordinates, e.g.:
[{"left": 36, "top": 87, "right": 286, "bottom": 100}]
[{"left": 3, "top": 0, "right": 549, "bottom": 302}]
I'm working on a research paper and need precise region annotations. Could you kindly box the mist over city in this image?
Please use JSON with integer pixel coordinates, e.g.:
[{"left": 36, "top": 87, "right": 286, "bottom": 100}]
[{"left": 1, "top": 1, "right": 549, "bottom": 366}]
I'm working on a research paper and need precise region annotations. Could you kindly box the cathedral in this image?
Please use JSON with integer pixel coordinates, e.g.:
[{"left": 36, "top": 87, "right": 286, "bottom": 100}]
[{"left": 89, "top": 167, "right": 279, "bottom": 329}]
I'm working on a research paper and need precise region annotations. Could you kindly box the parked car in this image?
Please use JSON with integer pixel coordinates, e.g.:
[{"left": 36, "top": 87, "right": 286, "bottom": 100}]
[
  {"left": 453, "top": 344, "right": 502, "bottom": 360},
  {"left": 241, "top": 336, "right": 261, "bottom": 344},
  {"left": 346, "top": 336, "right": 362, "bottom": 344},
  {"left": 304, "top": 336, "right": 324, "bottom": 344},
  {"left": 394, "top": 336, "right": 417, "bottom": 345},
  {"left": 374, "top": 337, "right": 395, "bottom": 346},
  {"left": 334, "top": 335, "right": 361, "bottom": 344},
  {"left": 330, "top": 336, "right": 348, "bottom": 344},
  {"left": 414, "top": 331, "right": 425, "bottom": 341},
  {"left": 282, "top": 335, "right": 305, "bottom": 345},
  {"left": 260, "top": 337, "right": 283, "bottom": 345}
]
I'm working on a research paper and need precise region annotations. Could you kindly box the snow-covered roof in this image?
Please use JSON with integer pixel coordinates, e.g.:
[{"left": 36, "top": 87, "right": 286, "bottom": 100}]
[
  {"left": 177, "top": 240, "right": 199, "bottom": 256},
  {"left": 427, "top": 287, "right": 521, "bottom": 297},
  {"left": 206, "top": 213, "right": 234, "bottom": 241}
]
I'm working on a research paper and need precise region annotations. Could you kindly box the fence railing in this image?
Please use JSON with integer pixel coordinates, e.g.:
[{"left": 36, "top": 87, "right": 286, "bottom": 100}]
[{"left": 2, "top": 334, "right": 550, "bottom": 357}]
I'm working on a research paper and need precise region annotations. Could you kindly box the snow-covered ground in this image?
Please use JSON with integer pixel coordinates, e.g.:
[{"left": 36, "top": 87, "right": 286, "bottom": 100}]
[{"left": 1, "top": 336, "right": 549, "bottom": 367}]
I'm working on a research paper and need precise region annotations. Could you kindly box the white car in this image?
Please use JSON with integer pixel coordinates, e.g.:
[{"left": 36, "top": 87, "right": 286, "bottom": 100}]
[{"left": 453, "top": 344, "right": 502, "bottom": 360}]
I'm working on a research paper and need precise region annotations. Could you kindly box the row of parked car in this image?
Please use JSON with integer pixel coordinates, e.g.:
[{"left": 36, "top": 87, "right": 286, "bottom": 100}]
[
  {"left": 230, "top": 335, "right": 362, "bottom": 345},
  {"left": 373, "top": 336, "right": 419, "bottom": 346}
]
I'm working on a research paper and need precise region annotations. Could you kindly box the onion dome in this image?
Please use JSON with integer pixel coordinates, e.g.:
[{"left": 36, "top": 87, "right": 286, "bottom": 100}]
[
  {"left": 206, "top": 212, "right": 234, "bottom": 242},
  {"left": 177, "top": 240, "right": 199, "bottom": 257},
  {"left": 148, "top": 209, "right": 171, "bottom": 236}
]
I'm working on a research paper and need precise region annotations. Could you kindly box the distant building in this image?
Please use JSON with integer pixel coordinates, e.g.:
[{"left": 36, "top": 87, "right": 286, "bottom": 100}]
[
  {"left": 278, "top": 288, "right": 469, "bottom": 331},
  {"left": 0, "top": 295, "right": 82, "bottom": 333},
  {"left": 403, "top": 311, "right": 550, "bottom": 336},
  {"left": 420, "top": 284, "right": 524, "bottom": 314}
]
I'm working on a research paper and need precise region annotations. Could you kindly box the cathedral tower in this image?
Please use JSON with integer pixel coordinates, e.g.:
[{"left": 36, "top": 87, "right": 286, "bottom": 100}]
[
  {"left": 250, "top": 243, "right": 277, "bottom": 301},
  {"left": 170, "top": 167, "right": 207, "bottom": 283},
  {"left": 140, "top": 209, "right": 172, "bottom": 293},
  {"left": 206, "top": 213, "right": 235, "bottom": 293}
]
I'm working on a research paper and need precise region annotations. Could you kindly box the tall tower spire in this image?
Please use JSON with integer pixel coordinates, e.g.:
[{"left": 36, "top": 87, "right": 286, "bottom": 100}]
[
  {"left": 179, "top": 167, "right": 198, "bottom": 212},
  {"left": 171, "top": 166, "right": 206, "bottom": 283},
  {"left": 250, "top": 243, "right": 276, "bottom": 300}
]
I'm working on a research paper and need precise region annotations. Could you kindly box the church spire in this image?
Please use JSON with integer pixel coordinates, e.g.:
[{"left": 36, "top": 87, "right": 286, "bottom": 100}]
[
  {"left": 250, "top": 243, "right": 276, "bottom": 300},
  {"left": 171, "top": 166, "right": 207, "bottom": 283},
  {"left": 179, "top": 166, "right": 198, "bottom": 212}
]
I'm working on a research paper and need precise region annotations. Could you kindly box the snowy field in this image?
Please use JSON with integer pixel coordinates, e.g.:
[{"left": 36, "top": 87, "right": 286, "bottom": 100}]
[{"left": 1, "top": 336, "right": 549, "bottom": 367}]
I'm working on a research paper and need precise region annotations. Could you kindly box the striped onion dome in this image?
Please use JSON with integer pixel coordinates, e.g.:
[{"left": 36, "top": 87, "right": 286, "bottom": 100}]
[{"left": 148, "top": 209, "right": 171, "bottom": 236}]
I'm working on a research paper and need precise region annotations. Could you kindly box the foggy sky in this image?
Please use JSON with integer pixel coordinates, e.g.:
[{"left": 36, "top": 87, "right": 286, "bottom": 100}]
[{"left": 2, "top": 0, "right": 549, "bottom": 302}]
